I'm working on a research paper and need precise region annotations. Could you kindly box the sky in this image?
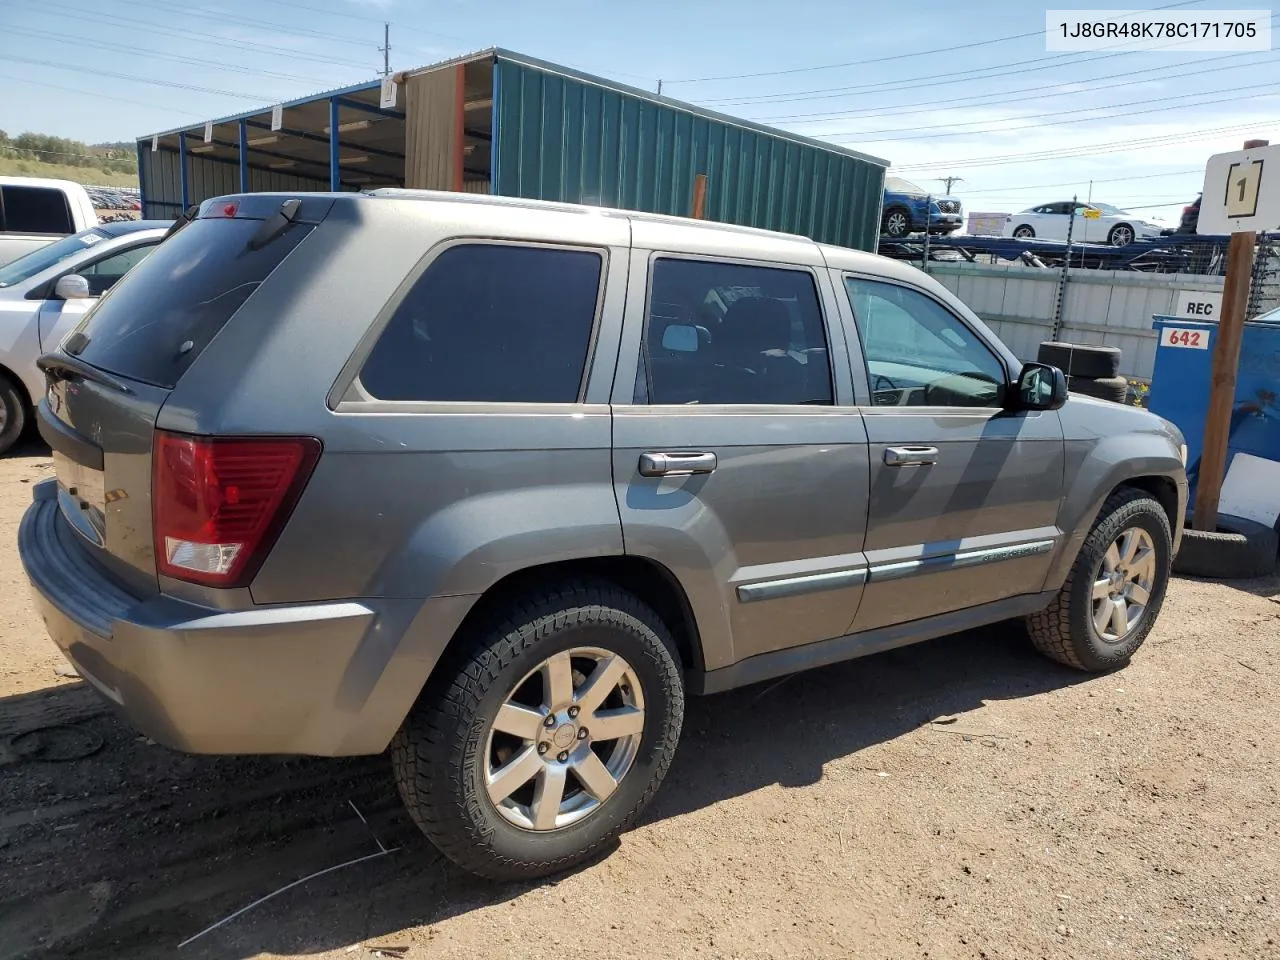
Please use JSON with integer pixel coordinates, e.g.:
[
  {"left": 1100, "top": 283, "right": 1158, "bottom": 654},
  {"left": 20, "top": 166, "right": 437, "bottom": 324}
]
[{"left": 1, "top": 0, "right": 1277, "bottom": 220}]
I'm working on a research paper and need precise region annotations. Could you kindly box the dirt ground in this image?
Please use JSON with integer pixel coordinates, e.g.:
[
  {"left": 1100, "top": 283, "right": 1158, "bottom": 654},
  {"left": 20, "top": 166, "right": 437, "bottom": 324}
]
[{"left": 1, "top": 441, "right": 1277, "bottom": 960}]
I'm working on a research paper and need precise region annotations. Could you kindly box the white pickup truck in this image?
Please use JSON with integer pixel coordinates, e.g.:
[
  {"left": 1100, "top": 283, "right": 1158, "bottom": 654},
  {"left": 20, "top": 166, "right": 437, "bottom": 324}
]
[{"left": 0, "top": 177, "right": 99, "bottom": 267}]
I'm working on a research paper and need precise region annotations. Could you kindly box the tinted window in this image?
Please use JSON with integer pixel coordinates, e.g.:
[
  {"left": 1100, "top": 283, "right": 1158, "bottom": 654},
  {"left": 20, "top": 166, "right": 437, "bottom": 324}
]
[
  {"left": 845, "top": 277, "right": 1006, "bottom": 408},
  {"left": 641, "top": 258, "right": 832, "bottom": 405},
  {"left": 78, "top": 242, "right": 159, "bottom": 296},
  {"left": 1, "top": 185, "right": 74, "bottom": 234},
  {"left": 68, "top": 217, "right": 313, "bottom": 388},
  {"left": 360, "top": 244, "right": 603, "bottom": 403}
]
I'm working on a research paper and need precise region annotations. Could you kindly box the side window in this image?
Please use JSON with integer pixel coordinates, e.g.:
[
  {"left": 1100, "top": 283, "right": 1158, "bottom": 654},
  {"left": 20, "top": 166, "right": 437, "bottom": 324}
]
[
  {"left": 360, "top": 243, "right": 603, "bottom": 403},
  {"left": 77, "top": 243, "right": 158, "bottom": 296},
  {"left": 1, "top": 186, "right": 74, "bottom": 235},
  {"left": 642, "top": 257, "right": 833, "bottom": 406},
  {"left": 845, "top": 277, "right": 1007, "bottom": 409}
]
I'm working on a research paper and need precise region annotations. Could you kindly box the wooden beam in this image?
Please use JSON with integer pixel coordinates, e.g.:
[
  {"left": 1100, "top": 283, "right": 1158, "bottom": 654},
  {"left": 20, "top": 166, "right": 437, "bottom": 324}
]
[
  {"left": 691, "top": 173, "right": 708, "bottom": 219},
  {"left": 1192, "top": 137, "right": 1270, "bottom": 531}
]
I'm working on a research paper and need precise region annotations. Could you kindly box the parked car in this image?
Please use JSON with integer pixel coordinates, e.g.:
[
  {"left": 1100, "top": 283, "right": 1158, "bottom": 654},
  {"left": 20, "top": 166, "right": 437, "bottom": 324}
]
[
  {"left": 20, "top": 190, "right": 1187, "bottom": 881},
  {"left": 1002, "top": 201, "right": 1169, "bottom": 246},
  {"left": 0, "top": 177, "right": 100, "bottom": 267},
  {"left": 0, "top": 220, "right": 168, "bottom": 453},
  {"left": 881, "top": 176, "right": 963, "bottom": 238}
]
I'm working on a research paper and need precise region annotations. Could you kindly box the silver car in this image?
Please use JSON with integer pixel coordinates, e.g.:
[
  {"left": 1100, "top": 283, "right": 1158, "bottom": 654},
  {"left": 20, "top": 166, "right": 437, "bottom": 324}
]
[
  {"left": 18, "top": 190, "right": 1186, "bottom": 880},
  {"left": 0, "top": 220, "right": 168, "bottom": 453}
]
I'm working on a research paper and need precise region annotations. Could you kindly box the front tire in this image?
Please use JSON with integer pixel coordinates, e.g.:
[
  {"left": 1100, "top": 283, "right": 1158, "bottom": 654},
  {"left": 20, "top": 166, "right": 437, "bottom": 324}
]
[
  {"left": 1012, "top": 225, "right": 1035, "bottom": 239},
  {"left": 392, "top": 580, "right": 684, "bottom": 880},
  {"left": 882, "top": 206, "right": 911, "bottom": 238},
  {"left": 1108, "top": 223, "right": 1135, "bottom": 246},
  {"left": 1026, "top": 489, "right": 1172, "bottom": 671}
]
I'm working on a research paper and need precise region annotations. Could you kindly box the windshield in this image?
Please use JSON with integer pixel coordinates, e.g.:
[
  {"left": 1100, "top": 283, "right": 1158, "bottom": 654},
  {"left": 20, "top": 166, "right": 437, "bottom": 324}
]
[
  {"left": 0, "top": 229, "right": 110, "bottom": 288},
  {"left": 885, "top": 177, "right": 926, "bottom": 194},
  {"left": 1091, "top": 203, "right": 1126, "bottom": 215}
]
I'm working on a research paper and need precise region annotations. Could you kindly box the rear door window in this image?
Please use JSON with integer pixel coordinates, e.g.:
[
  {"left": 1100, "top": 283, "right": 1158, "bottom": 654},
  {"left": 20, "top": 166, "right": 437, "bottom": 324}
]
[
  {"left": 359, "top": 243, "right": 604, "bottom": 403},
  {"left": 1, "top": 185, "right": 74, "bottom": 234},
  {"left": 66, "top": 217, "right": 313, "bottom": 388}
]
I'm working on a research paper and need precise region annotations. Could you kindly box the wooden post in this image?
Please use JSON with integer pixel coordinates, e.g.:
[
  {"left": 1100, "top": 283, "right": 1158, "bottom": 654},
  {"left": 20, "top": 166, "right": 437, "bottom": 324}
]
[
  {"left": 1192, "top": 137, "right": 1270, "bottom": 531},
  {"left": 690, "top": 174, "right": 707, "bottom": 219}
]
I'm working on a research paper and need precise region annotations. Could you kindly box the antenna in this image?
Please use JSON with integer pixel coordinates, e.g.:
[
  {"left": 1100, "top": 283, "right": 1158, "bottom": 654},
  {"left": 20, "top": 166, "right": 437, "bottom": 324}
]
[{"left": 379, "top": 22, "right": 391, "bottom": 76}]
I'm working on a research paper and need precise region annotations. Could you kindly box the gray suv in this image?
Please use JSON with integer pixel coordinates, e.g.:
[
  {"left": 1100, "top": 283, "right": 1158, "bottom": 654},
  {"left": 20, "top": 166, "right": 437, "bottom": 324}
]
[{"left": 19, "top": 190, "right": 1187, "bottom": 880}]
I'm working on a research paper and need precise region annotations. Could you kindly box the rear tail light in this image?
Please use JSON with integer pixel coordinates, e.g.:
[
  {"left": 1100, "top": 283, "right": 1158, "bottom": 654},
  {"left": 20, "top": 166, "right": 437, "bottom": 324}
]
[{"left": 153, "top": 431, "right": 320, "bottom": 587}]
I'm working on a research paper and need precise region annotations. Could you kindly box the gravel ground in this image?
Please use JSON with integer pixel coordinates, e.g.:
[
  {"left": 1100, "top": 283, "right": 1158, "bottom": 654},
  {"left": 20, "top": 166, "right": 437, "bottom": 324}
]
[{"left": 1, "top": 443, "right": 1277, "bottom": 960}]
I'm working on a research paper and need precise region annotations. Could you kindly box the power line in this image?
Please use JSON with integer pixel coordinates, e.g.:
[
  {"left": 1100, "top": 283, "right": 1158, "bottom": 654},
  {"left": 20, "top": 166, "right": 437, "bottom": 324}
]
[
  {"left": 0, "top": 71, "right": 205, "bottom": 117},
  {"left": 0, "top": 54, "right": 284, "bottom": 101},
  {"left": 894, "top": 121, "right": 1272, "bottom": 171},
  {"left": 824, "top": 82, "right": 1280, "bottom": 144},
  {"left": 116, "top": 0, "right": 377, "bottom": 49},
  {"left": 29, "top": 0, "right": 377, "bottom": 71},
  {"left": 954, "top": 169, "right": 1202, "bottom": 195},
  {"left": 750, "top": 52, "right": 1265, "bottom": 124},
  {"left": 665, "top": 0, "right": 1207, "bottom": 83},
  {"left": 2, "top": 24, "right": 344, "bottom": 86},
  {"left": 695, "top": 12, "right": 1275, "bottom": 108}
]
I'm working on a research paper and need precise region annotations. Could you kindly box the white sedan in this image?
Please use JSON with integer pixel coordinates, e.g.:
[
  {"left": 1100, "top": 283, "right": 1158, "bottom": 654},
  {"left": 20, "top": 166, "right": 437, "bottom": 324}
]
[
  {"left": 1001, "top": 201, "right": 1169, "bottom": 246},
  {"left": 0, "top": 220, "right": 168, "bottom": 454}
]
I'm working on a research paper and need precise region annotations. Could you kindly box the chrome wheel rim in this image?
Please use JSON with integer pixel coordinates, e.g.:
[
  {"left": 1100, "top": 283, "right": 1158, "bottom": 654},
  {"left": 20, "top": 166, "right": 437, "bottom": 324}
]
[
  {"left": 484, "top": 647, "right": 645, "bottom": 832},
  {"left": 886, "top": 212, "right": 907, "bottom": 236},
  {"left": 1092, "top": 527, "right": 1157, "bottom": 643},
  {"left": 1111, "top": 226, "right": 1133, "bottom": 246},
  {"left": 1014, "top": 227, "right": 1033, "bottom": 238}
]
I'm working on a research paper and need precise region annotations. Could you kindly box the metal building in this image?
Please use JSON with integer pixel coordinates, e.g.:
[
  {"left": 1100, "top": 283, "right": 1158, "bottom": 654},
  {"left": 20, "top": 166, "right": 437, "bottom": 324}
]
[{"left": 137, "top": 49, "right": 889, "bottom": 250}]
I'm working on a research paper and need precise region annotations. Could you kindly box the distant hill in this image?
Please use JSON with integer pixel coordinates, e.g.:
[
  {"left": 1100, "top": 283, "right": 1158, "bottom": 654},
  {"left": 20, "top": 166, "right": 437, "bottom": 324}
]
[{"left": 0, "top": 129, "right": 138, "bottom": 188}]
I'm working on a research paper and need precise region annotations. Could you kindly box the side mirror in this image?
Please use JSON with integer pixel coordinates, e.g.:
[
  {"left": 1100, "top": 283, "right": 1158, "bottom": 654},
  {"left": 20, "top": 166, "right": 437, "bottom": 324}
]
[
  {"left": 54, "top": 274, "right": 92, "bottom": 301},
  {"left": 1013, "top": 361, "right": 1068, "bottom": 411},
  {"left": 660, "top": 323, "right": 699, "bottom": 353}
]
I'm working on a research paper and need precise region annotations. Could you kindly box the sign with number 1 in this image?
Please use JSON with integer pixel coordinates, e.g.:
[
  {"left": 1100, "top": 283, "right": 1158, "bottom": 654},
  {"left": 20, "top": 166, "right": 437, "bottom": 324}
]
[{"left": 1199, "top": 144, "right": 1280, "bottom": 235}]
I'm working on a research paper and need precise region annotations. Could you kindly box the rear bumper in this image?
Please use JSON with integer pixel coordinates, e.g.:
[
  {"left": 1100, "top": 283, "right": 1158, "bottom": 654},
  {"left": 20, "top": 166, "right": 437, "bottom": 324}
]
[{"left": 18, "top": 480, "right": 456, "bottom": 756}]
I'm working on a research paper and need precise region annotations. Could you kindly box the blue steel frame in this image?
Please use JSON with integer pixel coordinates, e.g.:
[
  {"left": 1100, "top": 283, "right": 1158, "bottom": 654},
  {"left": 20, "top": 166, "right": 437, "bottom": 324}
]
[
  {"left": 178, "top": 131, "right": 189, "bottom": 209},
  {"left": 329, "top": 98, "right": 340, "bottom": 191},
  {"left": 135, "top": 139, "right": 147, "bottom": 215},
  {"left": 238, "top": 120, "right": 249, "bottom": 192}
]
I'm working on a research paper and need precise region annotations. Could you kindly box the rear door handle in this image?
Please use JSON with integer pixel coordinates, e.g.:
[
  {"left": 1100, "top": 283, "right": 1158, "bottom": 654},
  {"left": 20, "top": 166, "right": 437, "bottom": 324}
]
[
  {"left": 884, "top": 445, "right": 939, "bottom": 466},
  {"left": 639, "top": 452, "right": 718, "bottom": 477}
]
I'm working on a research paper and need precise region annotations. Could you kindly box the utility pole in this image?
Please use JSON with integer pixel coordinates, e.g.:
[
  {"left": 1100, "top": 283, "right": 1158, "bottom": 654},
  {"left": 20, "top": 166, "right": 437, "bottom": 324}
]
[
  {"left": 1193, "top": 136, "right": 1271, "bottom": 531},
  {"left": 936, "top": 176, "right": 963, "bottom": 194},
  {"left": 379, "top": 22, "right": 391, "bottom": 76}
]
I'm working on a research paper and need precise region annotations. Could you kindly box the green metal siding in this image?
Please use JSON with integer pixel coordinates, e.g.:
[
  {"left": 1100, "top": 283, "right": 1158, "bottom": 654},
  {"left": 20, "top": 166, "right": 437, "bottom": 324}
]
[{"left": 493, "top": 57, "right": 885, "bottom": 251}]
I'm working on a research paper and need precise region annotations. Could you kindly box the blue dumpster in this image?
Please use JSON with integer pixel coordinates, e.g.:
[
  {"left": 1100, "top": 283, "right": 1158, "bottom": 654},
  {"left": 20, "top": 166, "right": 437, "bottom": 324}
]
[{"left": 1148, "top": 311, "right": 1280, "bottom": 500}]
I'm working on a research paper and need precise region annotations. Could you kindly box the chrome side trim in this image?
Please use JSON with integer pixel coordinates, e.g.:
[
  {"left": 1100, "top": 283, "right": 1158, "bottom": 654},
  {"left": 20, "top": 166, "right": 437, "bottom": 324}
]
[
  {"left": 736, "top": 567, "right": 867, "bottom": 603},
  {"left": 868, "top": 539, "right": 1056, "bottom": 583}
]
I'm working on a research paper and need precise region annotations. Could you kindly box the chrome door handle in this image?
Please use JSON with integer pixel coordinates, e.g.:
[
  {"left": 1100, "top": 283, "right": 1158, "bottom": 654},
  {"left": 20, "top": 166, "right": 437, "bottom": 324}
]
[
  {"left": 884, "top": 445, "right": 939, "bottom": 466},
  {"left": 639, "top": 451, "right": 718, "bottom": 477}
]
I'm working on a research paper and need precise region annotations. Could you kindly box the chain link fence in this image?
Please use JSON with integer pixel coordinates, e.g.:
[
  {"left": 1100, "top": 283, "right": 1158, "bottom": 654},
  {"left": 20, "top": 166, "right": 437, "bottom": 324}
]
[{"left": 1248, "top": 235, "right": 1280, "bottom": 319}]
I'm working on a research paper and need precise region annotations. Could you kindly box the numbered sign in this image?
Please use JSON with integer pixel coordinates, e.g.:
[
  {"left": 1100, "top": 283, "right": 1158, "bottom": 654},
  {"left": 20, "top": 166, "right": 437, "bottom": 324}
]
[
  {"left": 1160, "top": 326, "right": 1210, "bottom": 350},
  {"left": 1082, "top": 207, "right": 1101, "bottom": 219},
  {"left": 1199, "top": 143, "right": 1280, "bottom": 234}
]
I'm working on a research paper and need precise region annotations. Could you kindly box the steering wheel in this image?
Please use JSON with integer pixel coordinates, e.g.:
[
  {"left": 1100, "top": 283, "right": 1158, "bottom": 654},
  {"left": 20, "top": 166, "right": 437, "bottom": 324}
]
[{"left": 873, "top": 374, "right": 899, "bottom": 392}]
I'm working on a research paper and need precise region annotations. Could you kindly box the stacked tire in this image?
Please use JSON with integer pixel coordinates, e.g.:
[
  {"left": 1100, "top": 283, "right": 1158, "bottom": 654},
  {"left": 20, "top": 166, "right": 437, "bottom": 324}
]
[{"left": 1037, "top": 341, "right": 1128, "bottom": 403}]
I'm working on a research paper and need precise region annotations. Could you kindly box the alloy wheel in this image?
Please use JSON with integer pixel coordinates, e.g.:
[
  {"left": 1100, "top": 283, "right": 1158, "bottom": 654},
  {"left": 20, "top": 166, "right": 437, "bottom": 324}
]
[
  {"left": 1111, "top": 225, "right": 1134, "bottom": 246},
  {"left": 886, "top": 212, "right": 908, "bottom": 237},
  {"left": 1091, "top": 527, "right": 1157, "bottom": 643},
  {"left": 484, "top": 647, "right": 646, "bottom": 831}
]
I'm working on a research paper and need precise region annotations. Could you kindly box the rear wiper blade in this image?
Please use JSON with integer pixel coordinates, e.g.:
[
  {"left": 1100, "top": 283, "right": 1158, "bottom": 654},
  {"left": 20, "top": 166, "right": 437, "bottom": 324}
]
[{"left": 37, "top": 351, "right": 134, "bottom": 395}]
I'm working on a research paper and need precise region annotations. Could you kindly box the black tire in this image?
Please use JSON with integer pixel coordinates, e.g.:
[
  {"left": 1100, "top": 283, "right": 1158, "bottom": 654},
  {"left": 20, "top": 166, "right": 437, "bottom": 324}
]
[
  {"left": 882, "top": 206, "right": 912, "bottom": 239},
  {"left": 1037, "top": 341, "right": 1121, "bottom": 379},
  {"left": 1068, "top": 374, "right": 1129, "bottom": 403},
  {"left": 1108, "top": 223, "right": 1136, "bottom": 246},
  {"left": 1012, "top": 224, "right": 1035, "bottom": 239},
  {"left": 1172, "top": 515, "right": 1278, "bottom": 580},
  {"left": 1026, "top": 489, "right": 1172, "bottom": 672},
  {"left": 0, "top": 372, "right": 29, "bottom": 457},
  {"left": 391, "top": 580, "right": 684, "bottom": 880}
]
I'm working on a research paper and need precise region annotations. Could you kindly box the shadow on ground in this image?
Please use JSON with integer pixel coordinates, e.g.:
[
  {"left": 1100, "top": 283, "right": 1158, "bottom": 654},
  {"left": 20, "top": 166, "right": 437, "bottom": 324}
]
[{"left": 0, "top": 620, "right": 1089, "bottom": 960}]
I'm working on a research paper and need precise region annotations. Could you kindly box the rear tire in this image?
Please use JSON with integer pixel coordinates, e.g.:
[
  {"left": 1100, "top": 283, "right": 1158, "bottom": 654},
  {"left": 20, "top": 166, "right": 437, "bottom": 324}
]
[
  {"left": 0, "top": 373, "right": 28, "bottom": 457},
  {"left": 1026, "top": 489, "right": 1172, "bottom": 672},
  {"left": 391, "top": 580, "right": 684, "bottom": 880},
  {"left": 882, "top": 206, "right": 912, "bottom": 239},
  {"left": 1012, "top": 225, "right": 1035, "bottom": 239}
]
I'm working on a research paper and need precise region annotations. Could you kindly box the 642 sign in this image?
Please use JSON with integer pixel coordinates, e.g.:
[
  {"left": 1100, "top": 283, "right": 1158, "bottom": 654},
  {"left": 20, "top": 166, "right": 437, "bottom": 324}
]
[
  {"left": 1198, "top": 143, "right": 1280, "bottom": 235},
  {"left": 1160, "top": 326, "right": 1210, "bottom": 350}
]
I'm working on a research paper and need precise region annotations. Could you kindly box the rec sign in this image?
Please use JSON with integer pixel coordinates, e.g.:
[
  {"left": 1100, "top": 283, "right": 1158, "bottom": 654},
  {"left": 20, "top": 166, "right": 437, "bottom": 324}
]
[{"left": 1174, "top": 290, "right": 1223, "bottom": 319}]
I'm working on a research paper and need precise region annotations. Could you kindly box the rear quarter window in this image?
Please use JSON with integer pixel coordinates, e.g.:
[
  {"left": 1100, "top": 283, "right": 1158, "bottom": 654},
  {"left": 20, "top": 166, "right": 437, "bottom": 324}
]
[
  {"left": 359, "top": 243, "right": 604, "bottom": 403},
  {"left": 66, "top": 217, "right": 313, "bottom": 388}
]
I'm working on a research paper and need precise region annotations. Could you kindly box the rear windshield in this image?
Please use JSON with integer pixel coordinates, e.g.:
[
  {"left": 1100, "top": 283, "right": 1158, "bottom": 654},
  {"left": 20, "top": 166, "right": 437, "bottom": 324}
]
[{"left": 66, "top": 217, "right": 313, "bottom": 388}]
